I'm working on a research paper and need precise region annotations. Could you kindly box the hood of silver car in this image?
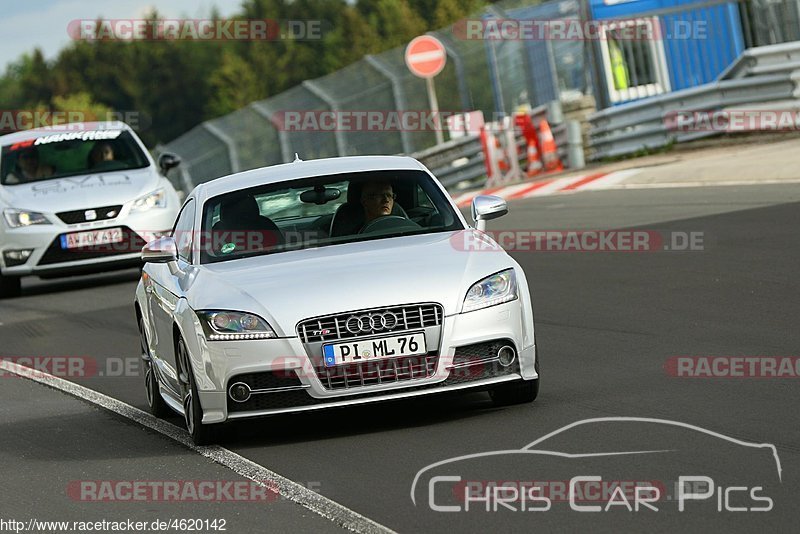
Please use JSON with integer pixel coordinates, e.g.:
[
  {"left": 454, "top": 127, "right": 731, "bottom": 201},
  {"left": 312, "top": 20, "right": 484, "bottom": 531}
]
[{"left": 187, "top": 230, "right": 515, "bottom": 336}]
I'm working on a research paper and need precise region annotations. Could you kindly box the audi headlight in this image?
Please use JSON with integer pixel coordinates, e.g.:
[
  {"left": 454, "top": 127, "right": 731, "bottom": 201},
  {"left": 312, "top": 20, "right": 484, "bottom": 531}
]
[
  {"left": 196, "top": 310, "right": 277, "bottom": 341},
  {"left": 131, "top": 188, "right": 166, "bottom": 212},
  {"left": 462, "top": 269, "right": 518, "bottom": 313},
  {"left": 3, "top": 209, "right": 51, "bottom": 228}
]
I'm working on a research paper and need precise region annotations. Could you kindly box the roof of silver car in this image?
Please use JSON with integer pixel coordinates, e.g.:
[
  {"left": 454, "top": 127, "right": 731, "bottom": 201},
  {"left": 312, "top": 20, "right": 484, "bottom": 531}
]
[{"left": 195, "top": 155, "right": 428, "bottom": 200}]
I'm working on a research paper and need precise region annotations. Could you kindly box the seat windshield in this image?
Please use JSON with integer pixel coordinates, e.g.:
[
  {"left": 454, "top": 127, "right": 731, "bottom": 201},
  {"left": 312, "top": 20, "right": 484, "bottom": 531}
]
[
  {"left": 0, "top": 129, "right": 150, "bottom": 185},
  {"left": 199, "top": 169, "right": 464, "bottom": 264}
]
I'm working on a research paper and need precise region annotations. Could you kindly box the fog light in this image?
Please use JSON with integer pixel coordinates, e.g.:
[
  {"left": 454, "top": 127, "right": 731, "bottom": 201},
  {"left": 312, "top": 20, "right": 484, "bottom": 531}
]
[
  {"left": 228, "top": 382, "right": 251, "bottom": 403},
  {"left": 497, "top": 345, "right": 516, "bottom": 367},
  {"left": 3, "top": 249, "right": 33, "bottom": 267}
]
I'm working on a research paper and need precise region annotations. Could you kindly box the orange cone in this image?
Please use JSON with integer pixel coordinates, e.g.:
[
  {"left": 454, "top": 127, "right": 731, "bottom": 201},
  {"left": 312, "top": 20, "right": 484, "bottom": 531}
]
[
  {"left": 539, "top": 119, "right": 564, "bottom": 172},
  {"left": 526, "top": 138, "right": 542, "bottom": 177}
]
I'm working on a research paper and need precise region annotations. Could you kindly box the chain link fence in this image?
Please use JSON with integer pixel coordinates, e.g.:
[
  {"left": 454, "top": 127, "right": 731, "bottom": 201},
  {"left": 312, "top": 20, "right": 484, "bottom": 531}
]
[
  {"left": 160, "top": 0, "right": 800, "bottom": 192},
  {"left": 161, "top": 0, "right": 584, "bottom": 191}
]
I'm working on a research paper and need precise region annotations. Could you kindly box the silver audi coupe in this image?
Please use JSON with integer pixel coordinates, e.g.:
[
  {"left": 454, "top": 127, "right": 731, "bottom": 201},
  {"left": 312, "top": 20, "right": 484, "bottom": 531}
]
[{"left": 135, "top": 155, "right": 539, "bottom": 444}]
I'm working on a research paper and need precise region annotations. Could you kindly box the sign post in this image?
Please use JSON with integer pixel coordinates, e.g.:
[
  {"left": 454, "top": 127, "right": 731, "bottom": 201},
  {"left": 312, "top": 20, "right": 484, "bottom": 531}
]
[{"left": 405, "top": 35, "right": 447, "bottom": 146}]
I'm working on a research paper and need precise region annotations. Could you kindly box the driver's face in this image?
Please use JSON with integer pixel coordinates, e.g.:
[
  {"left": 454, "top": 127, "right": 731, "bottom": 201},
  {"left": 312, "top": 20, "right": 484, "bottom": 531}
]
[
  {"left": 18, "top": 151, "right": 39, "bottom": 174},
  {"left": 362, "top": 183, "right": 394, "bottom": 221}
]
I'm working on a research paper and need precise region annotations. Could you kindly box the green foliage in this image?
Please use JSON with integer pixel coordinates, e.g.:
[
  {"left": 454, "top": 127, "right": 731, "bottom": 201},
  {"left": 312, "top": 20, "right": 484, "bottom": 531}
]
[{"left": 0, "top": 0, "right": 488, "bottom": 146}]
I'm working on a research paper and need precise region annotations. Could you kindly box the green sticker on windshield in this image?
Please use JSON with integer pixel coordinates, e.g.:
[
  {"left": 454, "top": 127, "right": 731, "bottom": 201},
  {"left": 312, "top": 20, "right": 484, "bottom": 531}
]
[{"left": 221, "top": 242, "right": 236, "bottom": 254}]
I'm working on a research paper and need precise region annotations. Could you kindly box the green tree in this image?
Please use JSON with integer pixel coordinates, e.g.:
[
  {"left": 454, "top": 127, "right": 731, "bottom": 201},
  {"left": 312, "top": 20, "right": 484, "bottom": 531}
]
[
  {"left": 434, "top": 0, "right": 485, "bottom": 28},
  {"left": 207, "top": 51, "right": 262, "bottom": 116},
  {"left": 0, "top": 0, "right": 486, "bottom": 145},
  {"left": 51, "top": 92, "right": 113, "bottom": 124}
]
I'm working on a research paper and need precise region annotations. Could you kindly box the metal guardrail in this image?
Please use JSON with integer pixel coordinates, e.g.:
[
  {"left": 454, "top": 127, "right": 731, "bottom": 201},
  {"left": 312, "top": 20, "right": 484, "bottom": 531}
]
[
  {"left": 720, "top": 41, "right": 800, "bottom": 79},
  {"left": 414, "top": 102, "right": 584, "bottom": 190},
  {"left": 588, "top": 68, "right": 800, "bottom": 159}
]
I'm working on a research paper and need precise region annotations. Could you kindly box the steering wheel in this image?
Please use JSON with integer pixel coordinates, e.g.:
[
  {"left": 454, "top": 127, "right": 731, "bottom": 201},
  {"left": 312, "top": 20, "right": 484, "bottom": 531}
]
[{"left": 359, "top": 215, "right": 421, "bottom": 234}]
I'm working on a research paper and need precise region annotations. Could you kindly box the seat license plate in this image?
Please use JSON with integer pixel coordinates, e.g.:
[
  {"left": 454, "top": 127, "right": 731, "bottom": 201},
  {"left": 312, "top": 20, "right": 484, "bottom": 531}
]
[{"left": 60, "top": 228, "right": 124, "bottom": 249}]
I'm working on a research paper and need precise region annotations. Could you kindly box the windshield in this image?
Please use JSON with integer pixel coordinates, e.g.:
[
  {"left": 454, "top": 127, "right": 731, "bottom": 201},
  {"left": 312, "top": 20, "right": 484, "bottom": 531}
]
[
  {"left": 198, "top": 169, "right": 464, "bottom": 264},
  {"left": 0, "top": 129, "right": 150, "bottom": 185}
]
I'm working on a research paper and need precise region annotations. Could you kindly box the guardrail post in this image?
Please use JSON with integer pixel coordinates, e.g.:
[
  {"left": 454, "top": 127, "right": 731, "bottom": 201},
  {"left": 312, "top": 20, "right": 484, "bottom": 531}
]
[
  {"left": 547, "top": 100, "right": 564, "bottom": 124},
  {"left": 566, "top": 120, "right": 585, "bottom": 170},
  {"left": 431, "top": 32, "right": 471, "bottom": 112},
  {"left": 203, "top": 122, "right": 240, "bottom": 174},
  {"left": 250, "top": 101, "right": 294, "bottom": 163},
  {"left": 302, "top": 80, "right": 347, "bottom": 156},
  {"left": 365, "top": 55, "right": 413, "bottom": 154}
]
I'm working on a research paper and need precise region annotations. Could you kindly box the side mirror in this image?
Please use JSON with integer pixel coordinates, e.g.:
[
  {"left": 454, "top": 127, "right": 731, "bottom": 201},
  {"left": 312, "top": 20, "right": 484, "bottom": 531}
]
[
  {"left": 158, "top": 152, "right": 181, "bottom": 175},
  {"left": 471, "top": 195, "right": 508, "bottom": 231},
  {"left": 142, "top": 236, "right": 178, "bottom": 264}
]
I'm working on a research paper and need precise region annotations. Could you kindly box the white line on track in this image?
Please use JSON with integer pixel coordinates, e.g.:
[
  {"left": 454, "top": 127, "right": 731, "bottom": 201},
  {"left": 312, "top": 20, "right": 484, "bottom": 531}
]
[{"left": 0, "top": 359, "right": 396, "bottom": 534}]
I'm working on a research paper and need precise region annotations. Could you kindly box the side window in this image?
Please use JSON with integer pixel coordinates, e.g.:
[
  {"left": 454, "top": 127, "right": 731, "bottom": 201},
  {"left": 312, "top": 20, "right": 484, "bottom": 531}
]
[
  {"left": 416, "top": 183, "right": 434, "bottom": 209},
  {"left": 599, "top": 18, "right": 670, "bottom": 104},
  {"left": 172, "top": 199, "right": 196, "bottom": 262}
]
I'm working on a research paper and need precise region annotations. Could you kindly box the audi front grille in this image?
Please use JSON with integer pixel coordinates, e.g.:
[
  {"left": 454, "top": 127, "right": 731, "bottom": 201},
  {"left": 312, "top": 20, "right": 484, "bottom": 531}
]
[{"left": 296, "top": 303, "right": 444, "bottom": 344}]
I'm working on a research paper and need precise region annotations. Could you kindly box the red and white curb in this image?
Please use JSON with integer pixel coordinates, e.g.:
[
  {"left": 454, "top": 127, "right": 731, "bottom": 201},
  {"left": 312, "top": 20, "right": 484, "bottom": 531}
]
[{"left": 452, "top": 169, "right": 641, "bottom": 208}]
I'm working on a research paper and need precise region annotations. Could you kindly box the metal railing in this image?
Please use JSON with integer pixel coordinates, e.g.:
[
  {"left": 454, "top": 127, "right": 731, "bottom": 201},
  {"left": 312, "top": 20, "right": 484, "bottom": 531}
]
[
  {"left": 588, "top": 50, "right": 800, "bottom": 160},
  {"left": 413, "top": 102, "right": 582, "bottom": 190}
]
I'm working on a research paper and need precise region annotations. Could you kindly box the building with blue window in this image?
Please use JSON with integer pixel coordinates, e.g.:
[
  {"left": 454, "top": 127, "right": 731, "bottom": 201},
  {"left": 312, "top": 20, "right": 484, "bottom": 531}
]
[{"left": 586, "top": 0, "right": 800, "bottom": 108}]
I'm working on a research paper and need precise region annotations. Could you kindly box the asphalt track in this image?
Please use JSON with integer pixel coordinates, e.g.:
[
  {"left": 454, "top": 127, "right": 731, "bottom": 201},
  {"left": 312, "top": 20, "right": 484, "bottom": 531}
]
[{"left": 1, "top": 183, "right": 799, "bottom": 532}]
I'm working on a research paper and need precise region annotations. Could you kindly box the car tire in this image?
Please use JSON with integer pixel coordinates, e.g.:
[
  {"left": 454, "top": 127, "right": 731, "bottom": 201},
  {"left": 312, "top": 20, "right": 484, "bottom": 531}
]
[
  {"left": 177, "top": 337, "right": 219, "bottom": 445},
  {"left": 139, "top": 317, "right": 170, "bottom": 419},
  {"left": 490, "top": 344, "right": 539, "bottom": 406},
  {"left": 0, "top": 274, "right": 22, "bottom": 299}
]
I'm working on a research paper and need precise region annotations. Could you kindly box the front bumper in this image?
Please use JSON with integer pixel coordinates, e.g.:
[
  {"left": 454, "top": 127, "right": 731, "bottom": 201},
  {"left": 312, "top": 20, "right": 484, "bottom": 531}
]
[
  {"left": 0, "top": 207, "right": 177, "bottom": 277},
  {"left": 191, "top": 300, "right": 537, "bottom": 424}
]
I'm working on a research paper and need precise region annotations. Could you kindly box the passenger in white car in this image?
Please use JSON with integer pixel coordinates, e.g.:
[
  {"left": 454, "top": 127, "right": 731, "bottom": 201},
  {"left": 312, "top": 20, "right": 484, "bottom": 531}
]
[{"left": 5, "top": 147, "right": 54, "bottom": 184}]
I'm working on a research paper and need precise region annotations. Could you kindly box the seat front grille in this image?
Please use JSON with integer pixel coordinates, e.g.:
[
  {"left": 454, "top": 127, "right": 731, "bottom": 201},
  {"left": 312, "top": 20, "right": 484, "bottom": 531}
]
[{"left": 57, "top": 205, "right": 122, "bottom": 225}]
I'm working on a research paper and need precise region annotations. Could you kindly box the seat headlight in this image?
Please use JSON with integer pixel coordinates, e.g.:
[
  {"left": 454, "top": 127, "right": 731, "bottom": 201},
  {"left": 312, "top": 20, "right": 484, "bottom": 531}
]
[
  {"left": 196, "top": 310, "right": 277, "bottom": 341},
  {"left": 3, "top": 209, "right": 51, "bottom": 228},
  {"left": 462, "top": 269, "right": 518, "bottom": 313},
  {"left": 131, "top": 188, "right": 166, "bottom": 212}
]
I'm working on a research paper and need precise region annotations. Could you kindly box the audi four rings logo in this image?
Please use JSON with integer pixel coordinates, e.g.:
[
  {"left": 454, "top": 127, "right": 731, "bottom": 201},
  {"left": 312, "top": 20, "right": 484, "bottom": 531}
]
[{"left": 345, "top": 312, "right": 399, "bottom": 334}]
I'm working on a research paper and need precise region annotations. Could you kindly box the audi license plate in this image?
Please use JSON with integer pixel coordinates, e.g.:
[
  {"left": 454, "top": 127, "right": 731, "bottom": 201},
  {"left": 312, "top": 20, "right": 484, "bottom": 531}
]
[
  {"left": 323, "top": 332, "right": 426, "bottom": 367},
  {"left": 60, "top": 228, "right": 123, "bottom": 249}
]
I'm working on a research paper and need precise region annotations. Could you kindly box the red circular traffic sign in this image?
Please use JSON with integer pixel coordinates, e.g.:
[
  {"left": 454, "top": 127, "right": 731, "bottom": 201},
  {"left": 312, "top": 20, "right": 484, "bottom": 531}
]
[{"left": 405, "top": 35, "right": 447, "bottom": 78}]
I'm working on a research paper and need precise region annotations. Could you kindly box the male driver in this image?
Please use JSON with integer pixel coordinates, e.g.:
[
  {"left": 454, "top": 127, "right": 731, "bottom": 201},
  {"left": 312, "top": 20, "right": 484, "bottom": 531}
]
[
  {"left": 89, "top": 142, "right": 116, "bottom": 167},
  {"left": 361, "top": 180, "right": 396, "bottom": 224}
]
